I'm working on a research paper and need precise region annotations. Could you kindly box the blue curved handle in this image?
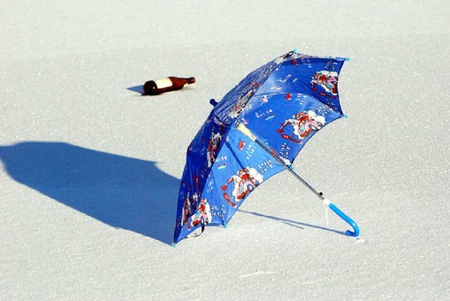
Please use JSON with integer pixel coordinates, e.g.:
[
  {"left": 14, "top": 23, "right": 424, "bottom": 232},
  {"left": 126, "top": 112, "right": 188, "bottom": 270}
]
[{"left": 328, "top": 202, "right": 360, "bottom": 237}]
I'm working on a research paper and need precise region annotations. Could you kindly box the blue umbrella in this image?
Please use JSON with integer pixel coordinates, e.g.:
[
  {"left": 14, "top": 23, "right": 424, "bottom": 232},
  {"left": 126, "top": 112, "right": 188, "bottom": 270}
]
[{"left": 173, "top": 50, "right": 359, "bottom": 245}]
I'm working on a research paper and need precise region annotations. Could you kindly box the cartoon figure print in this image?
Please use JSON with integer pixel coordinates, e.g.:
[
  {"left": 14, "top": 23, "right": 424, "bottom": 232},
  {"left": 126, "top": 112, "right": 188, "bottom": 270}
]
[
  {"left": 311, "top": 70, "right": 339, "bottom": 96},
  {"left": 228, "top": 90, "right": 255, "bottom": 119},
  {"left": 207, "top": 131, "right": 222, "bottom": 167},
  {"left": 186, "top": 198, "right": 212, "bottom": 230},
  {"left": 181, "top": 191, "right": 199, "bottom": 227},
  {"left": 221, "top": 167, "right": 263, "bottom": 207},
  {"left": 180, "top": 174, "right": 202, "bottom": 227},
  {"left": 277, "top": 110, "right": 326, "bottom": 143},
  {"left": 180, "top": 194, "right": 192, "bottom": 227}
]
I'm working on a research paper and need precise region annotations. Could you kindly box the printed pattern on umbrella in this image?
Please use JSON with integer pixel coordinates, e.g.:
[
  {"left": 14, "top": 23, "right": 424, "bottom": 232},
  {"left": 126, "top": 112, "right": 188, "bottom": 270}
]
[{"left": 174, "top": 51, "right": 348, "bottom": 244}]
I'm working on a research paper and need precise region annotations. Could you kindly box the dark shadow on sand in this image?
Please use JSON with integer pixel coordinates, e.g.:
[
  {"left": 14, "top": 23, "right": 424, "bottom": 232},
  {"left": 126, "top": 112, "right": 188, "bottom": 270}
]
[{"left": 0, "top": 141, "right": 179, "bottom": 245}]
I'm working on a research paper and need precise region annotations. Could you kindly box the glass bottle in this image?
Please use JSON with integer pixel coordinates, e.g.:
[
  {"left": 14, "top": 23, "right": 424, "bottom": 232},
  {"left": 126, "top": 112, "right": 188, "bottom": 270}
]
[{"left": 142, "top": 77, "right": 195, "bottom": 95}]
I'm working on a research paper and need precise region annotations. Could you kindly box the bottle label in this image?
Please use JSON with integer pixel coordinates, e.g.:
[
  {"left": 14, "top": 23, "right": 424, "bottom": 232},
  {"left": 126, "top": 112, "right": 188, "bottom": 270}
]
[{"left": 154, "top": 78, "right": 173, "bottom": 89}]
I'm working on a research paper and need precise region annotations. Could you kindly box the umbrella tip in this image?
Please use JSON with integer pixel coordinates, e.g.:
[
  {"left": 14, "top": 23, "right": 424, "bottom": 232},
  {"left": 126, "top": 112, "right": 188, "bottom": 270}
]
[
  {"left": 344, "top": 114, "right": 349, "bottom": 119},
  {"left": 210, "top": 99, "right": 218, "bottom": 107},
  {"left": 293, "top": 48, "right": 297, "bottom": 53},
  {"left": 172, "top": 242, "right": 177, "bottom": 248},
  {"left": 345, "top": 57, "right": 350, "bottom": 61}
]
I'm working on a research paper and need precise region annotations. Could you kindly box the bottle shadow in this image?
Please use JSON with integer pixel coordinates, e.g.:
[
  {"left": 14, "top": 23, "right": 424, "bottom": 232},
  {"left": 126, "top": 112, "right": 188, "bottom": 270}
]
[
  {"left": 0, "top": 141, "right": 179, "bottom": 245},
  {"left": 127, "top": 85, "right": 144, "bottom": 94}
]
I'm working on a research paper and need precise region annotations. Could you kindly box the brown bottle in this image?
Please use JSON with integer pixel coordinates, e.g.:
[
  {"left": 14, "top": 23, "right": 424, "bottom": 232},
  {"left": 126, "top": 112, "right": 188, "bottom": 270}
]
[{"left": 142, "top": 76, "right": 195, "bottom": 95}]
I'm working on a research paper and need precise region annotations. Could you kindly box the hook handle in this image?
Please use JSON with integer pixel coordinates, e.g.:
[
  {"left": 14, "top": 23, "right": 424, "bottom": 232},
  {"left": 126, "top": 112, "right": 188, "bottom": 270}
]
[{"left": 323, "top": 199, "right": 360, "bottom": 237}]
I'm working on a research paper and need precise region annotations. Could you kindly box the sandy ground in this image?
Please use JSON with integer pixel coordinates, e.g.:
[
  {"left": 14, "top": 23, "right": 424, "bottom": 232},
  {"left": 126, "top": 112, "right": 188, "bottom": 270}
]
[{"left": 1, "top": 1, "right": 449, "bottom": 300}]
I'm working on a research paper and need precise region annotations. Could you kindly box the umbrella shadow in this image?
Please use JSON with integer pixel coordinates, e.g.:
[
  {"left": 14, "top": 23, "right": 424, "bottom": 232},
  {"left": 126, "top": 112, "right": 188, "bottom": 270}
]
[
  {"left": 0, "top": 142, "right": 179, "bottom": 245},
  {"left": 239, "top": 209, "right": 346, "bottom": 236}
]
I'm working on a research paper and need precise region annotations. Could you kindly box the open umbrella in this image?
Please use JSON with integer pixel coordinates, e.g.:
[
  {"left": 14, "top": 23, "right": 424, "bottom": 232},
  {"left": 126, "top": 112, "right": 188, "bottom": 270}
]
[{"left": 173, "top": 50, "right": 359, "bottom": 245}]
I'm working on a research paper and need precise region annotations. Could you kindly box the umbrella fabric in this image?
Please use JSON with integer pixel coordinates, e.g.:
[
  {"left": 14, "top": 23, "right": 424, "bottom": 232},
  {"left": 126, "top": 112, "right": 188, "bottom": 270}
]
[{"left": 173, "top": 51, "right": 347, "bottom": 244}]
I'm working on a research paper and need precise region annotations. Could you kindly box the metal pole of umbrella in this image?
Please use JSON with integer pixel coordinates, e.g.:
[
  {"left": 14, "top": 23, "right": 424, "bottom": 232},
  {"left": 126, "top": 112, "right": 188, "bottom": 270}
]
[{"left": 236, "top": 123, "right": 360, "bottom": 237}]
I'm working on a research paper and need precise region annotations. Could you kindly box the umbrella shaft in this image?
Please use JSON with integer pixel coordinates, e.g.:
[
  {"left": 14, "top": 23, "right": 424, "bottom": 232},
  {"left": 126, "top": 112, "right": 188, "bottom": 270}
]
[
  {"left": 236, "top": 123, "right": 324, "bottom": 200},
  {"left": 257, "top": 139, "right": 324, "bottom": 200},
  {"left": 236, "top": 123, "right": 359, "bottom": 237},
  {"left": 282, "top": 162, "right": 325, "bottom": 200}
]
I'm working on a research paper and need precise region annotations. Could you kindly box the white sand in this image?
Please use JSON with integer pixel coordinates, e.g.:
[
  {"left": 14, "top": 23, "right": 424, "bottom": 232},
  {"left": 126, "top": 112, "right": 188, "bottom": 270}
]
[{"left": 1, "top": 0, "right": 449, "bottom": 300}]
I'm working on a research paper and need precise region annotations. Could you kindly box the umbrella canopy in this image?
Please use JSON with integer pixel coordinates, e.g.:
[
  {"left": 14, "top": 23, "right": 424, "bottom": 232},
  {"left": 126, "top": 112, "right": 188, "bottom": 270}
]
[{"left": 173, "top": 50, "right": 358, "bottom": 245}]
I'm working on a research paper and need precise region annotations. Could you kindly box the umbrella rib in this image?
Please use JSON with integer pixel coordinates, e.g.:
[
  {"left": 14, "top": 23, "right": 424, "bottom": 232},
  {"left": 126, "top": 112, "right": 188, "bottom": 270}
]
[{"left": 253, "top": 91, "right": 344, "bottom": 115}]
